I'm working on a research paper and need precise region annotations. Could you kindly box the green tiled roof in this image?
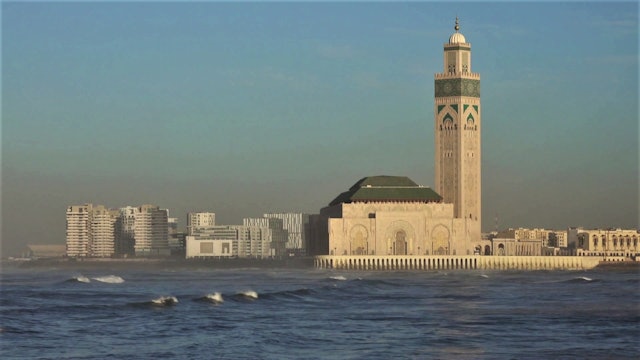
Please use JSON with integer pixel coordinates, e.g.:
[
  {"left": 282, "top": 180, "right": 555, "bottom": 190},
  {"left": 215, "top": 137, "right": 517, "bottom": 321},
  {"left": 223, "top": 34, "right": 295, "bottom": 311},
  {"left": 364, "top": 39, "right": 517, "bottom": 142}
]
[{"left": 329, "top": 176, "right": 442, "bottom": 206}]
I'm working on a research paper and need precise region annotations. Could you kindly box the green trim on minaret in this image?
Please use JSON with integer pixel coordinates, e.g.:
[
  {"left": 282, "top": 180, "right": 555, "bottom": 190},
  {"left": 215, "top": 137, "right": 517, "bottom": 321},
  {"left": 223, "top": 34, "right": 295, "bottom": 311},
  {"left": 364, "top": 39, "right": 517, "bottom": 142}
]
[
  {"left": 466, "top": 114, "right": 475, "bottom": 124},
  {"left": 443, "top": 113, "right": 453, "bottom": 123},
  {"left": 437, "top": 105, "right": 446, "bottom": 114},
  {"left": 450, "top": 104, "right": 458, "bottom": 113},
  {"left": 435, "top": 78, "right": 480, "bottom": 97},
  {"left": 463, "top": 104, "right": 469, "bottom": 113},
  {"left": 472, "top": 105, "right": 479, "bottom": 113}
]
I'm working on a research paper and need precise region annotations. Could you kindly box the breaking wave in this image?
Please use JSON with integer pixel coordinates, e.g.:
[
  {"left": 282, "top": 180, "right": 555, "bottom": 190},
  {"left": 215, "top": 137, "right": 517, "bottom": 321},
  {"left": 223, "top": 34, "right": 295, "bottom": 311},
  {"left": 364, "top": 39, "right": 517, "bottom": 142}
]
[
  {"left": 235, "top": 290, "right": 258, "bottom": 300},
  {"left": 202, "top": 292, "right": 224, "bottom": 304},
  {"left": 329, "top": 275, "right": 347, "bottom": 281},
  {"left": 67, "top": 275, "right": 91, "bottom": 283},
  {"left": 566, "top": 276, "right": 599, "bottom": 283},
  {"left": 151, "top": 296, "right": 179, "bottom": 306},
  {"left": 93, "top": 275, "right": 125, "bottom": 284}
]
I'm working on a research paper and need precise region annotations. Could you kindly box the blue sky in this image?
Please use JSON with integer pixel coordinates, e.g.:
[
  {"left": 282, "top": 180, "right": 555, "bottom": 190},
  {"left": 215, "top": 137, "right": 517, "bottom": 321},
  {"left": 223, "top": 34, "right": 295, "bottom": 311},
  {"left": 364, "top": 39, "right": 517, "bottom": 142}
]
[{"left": 2, "top": 2, "right": 638, "bottom": 256}]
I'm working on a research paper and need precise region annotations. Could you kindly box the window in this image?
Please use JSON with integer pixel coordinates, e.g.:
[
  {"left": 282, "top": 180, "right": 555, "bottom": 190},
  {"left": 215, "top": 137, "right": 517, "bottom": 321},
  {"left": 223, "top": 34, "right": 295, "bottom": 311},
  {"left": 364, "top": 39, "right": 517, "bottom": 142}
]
[{"left": 200, "top": 242, "right": 214, "bottom": 254}]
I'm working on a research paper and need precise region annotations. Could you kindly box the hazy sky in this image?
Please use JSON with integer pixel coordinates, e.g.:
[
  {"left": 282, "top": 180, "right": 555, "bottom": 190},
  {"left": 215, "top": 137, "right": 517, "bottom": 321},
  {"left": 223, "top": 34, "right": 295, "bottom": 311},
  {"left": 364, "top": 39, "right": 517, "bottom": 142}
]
[{"left": 2, "top": 2, "right": 638, "bottom": 256}]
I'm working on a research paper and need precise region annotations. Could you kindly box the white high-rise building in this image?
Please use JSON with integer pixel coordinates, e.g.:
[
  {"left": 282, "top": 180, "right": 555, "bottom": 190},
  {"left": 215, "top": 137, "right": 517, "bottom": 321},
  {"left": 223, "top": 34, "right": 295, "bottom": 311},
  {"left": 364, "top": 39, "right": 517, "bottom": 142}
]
[
  {"left": 89, "top": 205, "right": 117, "bottom": 257},
  {"left": 244, "top": 217, "right": 287, "bottom": 256},
  {"left": 133, "top": 204, "right": 169, "bottom": 256},
  {"left": 66, "top": 204, "right": 116, "bottom": 258},
  {"left": 66, "top": 204, "right": 92, "bottom": 257},
  {"left": 263, "top": 213, "right": 310, "bottom": 254},
  {"left": 115, "top": 206, "right": 137, "bottom": 257}
]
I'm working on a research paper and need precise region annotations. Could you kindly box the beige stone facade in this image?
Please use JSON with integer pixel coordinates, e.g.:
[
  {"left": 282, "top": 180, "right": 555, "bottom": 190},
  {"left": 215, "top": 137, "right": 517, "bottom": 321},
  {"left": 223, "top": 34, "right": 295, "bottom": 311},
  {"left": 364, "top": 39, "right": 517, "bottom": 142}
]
[
  {"left": 577, "top": 229, "right": 640, "bottom": 257},
  {"left": 326, "top": 201, "right": 478, "bottom": 256},
  {"left": 434, "top": 18, "right": 481, "bottom": 237}
]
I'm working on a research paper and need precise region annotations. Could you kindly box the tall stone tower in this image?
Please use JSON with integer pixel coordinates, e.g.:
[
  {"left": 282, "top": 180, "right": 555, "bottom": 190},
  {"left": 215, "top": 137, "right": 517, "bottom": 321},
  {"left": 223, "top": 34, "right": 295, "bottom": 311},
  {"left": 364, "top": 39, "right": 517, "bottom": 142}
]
[{"left": 434, "top": 18, "right": 481, "bottom": 234}]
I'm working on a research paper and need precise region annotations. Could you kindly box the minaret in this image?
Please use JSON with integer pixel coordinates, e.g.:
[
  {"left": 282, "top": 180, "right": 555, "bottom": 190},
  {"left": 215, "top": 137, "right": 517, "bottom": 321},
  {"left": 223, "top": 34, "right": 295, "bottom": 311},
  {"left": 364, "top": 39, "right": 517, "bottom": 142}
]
[{"left": 434, "top": 18, "right": 481, "bottom": 234}]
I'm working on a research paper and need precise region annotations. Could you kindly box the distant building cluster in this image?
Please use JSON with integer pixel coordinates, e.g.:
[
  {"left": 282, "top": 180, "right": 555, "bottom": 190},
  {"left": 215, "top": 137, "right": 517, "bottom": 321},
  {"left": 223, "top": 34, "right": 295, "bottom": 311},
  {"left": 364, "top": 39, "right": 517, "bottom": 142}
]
[
  {"left": 485, "top": 227, "right": 640, "bottom": 258},
  {"left": 65, "top": 204, "right": 310, "bottom": 259},
  {"left": 185, "top": 212, "right": 310, "bottom": 259},
  {"left": 66, "top": 204, "right": 170, "bottom": 258}
]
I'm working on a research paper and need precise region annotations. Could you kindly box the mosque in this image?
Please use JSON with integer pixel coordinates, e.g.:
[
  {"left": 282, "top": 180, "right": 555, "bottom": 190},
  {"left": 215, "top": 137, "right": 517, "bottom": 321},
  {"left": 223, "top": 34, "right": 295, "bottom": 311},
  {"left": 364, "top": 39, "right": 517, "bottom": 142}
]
[{"left": 311, "top": 19, "right": 483, "bottom": 257}]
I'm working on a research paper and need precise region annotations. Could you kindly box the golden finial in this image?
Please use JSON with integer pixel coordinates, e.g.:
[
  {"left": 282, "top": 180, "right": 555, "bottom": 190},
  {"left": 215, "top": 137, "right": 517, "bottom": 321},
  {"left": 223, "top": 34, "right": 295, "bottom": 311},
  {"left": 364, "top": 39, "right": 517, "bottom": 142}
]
[{"left": 455, "top": 16, "right": 460, "bottom": 32}]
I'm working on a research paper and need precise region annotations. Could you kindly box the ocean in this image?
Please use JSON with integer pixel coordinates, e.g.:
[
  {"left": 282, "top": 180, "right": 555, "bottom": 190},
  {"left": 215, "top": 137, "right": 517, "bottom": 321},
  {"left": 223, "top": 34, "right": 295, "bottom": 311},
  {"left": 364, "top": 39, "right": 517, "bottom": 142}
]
[{"left": 1, "top": 262, "right": 639, "bottom": 359}]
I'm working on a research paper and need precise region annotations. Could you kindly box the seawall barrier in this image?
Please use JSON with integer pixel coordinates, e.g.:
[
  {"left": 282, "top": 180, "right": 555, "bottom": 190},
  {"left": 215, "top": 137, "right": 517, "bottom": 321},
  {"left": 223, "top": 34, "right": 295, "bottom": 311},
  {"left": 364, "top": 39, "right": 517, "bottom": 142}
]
[{"left": 314, "top": 255, "right": 610, "bottom": 271}]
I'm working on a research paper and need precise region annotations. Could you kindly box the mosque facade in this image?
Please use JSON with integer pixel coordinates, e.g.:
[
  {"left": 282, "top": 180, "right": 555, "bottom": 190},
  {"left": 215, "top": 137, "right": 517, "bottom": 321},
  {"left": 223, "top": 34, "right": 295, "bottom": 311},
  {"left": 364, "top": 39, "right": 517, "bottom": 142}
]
[{"left": 312, "top": 19, "right": 483, "bottom": 257}]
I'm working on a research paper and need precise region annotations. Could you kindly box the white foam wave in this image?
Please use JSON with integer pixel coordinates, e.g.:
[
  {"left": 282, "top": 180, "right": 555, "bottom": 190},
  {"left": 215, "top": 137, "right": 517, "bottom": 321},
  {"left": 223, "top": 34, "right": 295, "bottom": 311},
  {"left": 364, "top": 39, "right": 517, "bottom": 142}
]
[
  {"left": 480, "top": 274, "right": 489, "bottom": 278},
  {"left": 152, "top": 296, "right": 179, "bottom": 306},
  {"left": 93, "top": 275, "right": 125, "bottom": 284},
  {"left": 74, "top": 276, "right": 91, "bottom": 283},
  {"left": 205, "top": 292, "right": 224, "bottom": 304},
  {"left": 578, "top": 276, "right": 592, "bottom": 282},
  {"left": 329, "top": 275, "right": 347, "bottom": 281},
  {"left": 238, "top": 290, "right": 258, "bottom": 299}
]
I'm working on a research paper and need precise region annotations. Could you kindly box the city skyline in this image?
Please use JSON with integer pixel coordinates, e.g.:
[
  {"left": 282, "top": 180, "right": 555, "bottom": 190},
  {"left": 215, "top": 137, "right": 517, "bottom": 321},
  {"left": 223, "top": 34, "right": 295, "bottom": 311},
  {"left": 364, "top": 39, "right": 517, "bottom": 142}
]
[{"left": 2, "top": 2, "right": 638, "bottom": 257}]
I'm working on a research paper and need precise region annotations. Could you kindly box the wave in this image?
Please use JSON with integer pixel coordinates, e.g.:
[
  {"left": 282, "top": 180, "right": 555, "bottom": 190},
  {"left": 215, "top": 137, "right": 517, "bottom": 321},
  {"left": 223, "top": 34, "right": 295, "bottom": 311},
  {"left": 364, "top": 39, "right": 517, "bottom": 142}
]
[
  {"left": 92, "top": 275, "right": 124, "bottom": 284},
  {"left": 151, "top": 296, "right": 179, "bottom": 306},
  {"left": 234, "top": 290, "right": 258, "bottom": 300},
  {"left": 67, "top": 275, "right": 91, "bottom": 283},
  {"left": 566, "top": 276, "right": 599, "bottom": 283},
  {"left": 197, "top": 292, "right": 224, "bottom": 304},
  {"left": 260, "top": 288, "right": 313, "bottom": 300},
  {"left": 329, "top": 275, "right": 347, "bottom": 281}
]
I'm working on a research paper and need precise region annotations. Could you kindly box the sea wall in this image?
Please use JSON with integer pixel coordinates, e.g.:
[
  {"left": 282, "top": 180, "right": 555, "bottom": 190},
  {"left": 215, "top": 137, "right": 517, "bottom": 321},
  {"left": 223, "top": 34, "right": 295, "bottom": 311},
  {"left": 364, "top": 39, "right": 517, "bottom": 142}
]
[{"left": 314, "top": 255, "right": 610, "bottom": 271}]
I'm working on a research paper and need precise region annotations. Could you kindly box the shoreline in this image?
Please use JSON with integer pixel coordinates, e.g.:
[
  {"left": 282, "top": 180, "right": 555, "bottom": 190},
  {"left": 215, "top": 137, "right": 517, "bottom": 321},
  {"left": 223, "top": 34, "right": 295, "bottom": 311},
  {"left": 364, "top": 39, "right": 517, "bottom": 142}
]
[
  {"left": 2, "top": 257, "right": 316, "bottom": 270},
  {"left": 3, "top": 256, "right": 639, "bottom": 271}
]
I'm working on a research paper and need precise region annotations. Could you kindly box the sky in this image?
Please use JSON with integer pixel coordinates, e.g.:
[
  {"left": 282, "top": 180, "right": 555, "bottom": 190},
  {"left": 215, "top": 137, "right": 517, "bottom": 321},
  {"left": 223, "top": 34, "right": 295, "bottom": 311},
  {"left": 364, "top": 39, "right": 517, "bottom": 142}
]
[{"left": 2, "top": 1, "right": 638, "bottom": 256}]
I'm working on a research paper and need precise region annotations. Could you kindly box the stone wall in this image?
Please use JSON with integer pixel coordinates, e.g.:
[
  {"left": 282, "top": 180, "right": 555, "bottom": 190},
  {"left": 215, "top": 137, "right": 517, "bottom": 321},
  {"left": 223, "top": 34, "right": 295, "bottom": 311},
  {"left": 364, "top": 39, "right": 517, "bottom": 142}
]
[{"left": 315, "top": 255, "right": 605, "bottom": 271}]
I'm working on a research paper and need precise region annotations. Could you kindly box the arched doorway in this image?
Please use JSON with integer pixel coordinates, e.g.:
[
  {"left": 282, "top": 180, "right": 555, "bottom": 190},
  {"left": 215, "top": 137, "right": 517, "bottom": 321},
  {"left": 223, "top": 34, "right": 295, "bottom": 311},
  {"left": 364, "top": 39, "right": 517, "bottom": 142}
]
[
  {"left": 484, "top": 245, "right": 491, "bottom": 255},
  {"left": 395, "top": 230, "right": 407, "bottom": 255},
  {"left": 498, "top": 243, "right": 505, "bottom": 256},
  {"left": 432, "top": 226, "right": 450, "bottom": 255},
  {"left": 349, "top": 225, "right": 368, "bottom": 255}
]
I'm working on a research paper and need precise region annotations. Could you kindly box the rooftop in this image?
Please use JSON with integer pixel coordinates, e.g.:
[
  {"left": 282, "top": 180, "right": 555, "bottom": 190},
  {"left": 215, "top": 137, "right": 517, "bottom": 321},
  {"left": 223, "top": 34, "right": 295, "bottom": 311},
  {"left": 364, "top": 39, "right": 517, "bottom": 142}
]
[{"left": 329, "top": 176, "right": 442, "bottom": 206}]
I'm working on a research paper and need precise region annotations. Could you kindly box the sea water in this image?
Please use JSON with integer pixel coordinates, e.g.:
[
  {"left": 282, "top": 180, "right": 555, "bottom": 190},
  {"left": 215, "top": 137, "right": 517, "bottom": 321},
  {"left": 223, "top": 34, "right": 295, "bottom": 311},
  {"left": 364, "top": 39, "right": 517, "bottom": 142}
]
[{"left": 1, "top": 263, "right": 638, "bottom": 359}]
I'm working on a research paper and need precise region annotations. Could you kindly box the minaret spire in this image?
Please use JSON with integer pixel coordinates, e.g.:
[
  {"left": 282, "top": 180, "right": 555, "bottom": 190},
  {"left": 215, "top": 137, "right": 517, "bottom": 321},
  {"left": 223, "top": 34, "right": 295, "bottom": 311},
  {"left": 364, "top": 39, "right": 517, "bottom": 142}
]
[{"left": 455, "top": 16, "right": 460, "bottom": 32}]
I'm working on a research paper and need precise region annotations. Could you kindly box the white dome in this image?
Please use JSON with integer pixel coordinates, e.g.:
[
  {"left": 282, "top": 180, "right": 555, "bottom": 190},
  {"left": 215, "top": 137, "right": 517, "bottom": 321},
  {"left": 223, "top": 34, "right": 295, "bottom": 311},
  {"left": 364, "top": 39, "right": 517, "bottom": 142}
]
[
  {"left": 448, "top": 17, "right": 466, "bottom": 44},
  {"left": 449, "top": 32, "right": 466, "bottom": 44}
]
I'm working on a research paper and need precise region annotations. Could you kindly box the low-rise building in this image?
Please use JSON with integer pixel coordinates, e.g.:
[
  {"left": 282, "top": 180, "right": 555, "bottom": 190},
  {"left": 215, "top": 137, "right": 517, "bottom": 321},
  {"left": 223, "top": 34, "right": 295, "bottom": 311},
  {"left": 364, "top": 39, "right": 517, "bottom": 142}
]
[
  {"left": 185, "top": 221, "right": 283, "bottom": 259},
  {"left": 576, "top": 229, "right": 640, "bottom": 257}
]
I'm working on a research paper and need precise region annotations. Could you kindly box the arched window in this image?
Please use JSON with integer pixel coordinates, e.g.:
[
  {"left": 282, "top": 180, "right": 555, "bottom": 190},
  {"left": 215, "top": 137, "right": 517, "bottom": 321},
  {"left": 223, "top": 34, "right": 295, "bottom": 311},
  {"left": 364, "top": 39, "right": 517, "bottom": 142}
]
[{"left": 395, "top": 230, "right": 407, "bottom": 255}]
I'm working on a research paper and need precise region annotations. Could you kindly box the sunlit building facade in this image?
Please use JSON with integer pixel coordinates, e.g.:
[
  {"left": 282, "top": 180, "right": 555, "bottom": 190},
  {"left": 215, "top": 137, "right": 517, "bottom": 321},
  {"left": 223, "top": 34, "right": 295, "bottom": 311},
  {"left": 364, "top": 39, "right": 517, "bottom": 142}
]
[
  {"left": 577, "top": 229, "right": 640, "bottom": 257},
  {"left": 187, "top": 212, "right": 216, "bottom": 235},
  {"left": 263, "top": 213, "right": 310, "bottom": 255},
  {"left": 66, "top": 203, "right": 117, "bottom": 258}
]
